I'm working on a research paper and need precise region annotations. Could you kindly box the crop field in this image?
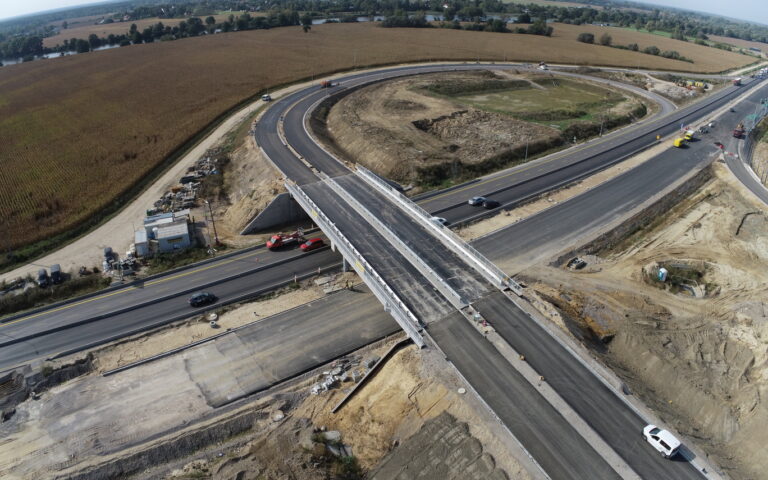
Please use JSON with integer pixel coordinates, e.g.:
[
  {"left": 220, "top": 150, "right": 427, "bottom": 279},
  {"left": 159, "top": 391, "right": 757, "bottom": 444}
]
[
  {"left": 0, "top": 22, "right": 753, "bottom": 256},
  {"left": 42, "top": 13, "right": 247, "bottom": 47},
  {"left": 708, "top": 35, "right": 767, "bottom": 56},
  {"left": 551, "top": 23, "right": 756, "bottom": 70}
]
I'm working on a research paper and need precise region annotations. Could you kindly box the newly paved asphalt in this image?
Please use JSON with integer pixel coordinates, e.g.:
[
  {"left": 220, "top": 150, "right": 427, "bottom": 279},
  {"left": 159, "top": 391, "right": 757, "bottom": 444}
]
[
  {"left": 728, "top": 85, "right": 768, "bottom": 205},
  {"left": 3, "top": 65, "right": 765, "bottom": 479},
  {"left": 264, "top": 66, "right": 764, "bottom": 479},
  {"left": 4, "top": 65, "right": 754, "bottom": 373},
  {"left": 0, "top": 245, "right": 341, "bottom": 371}
]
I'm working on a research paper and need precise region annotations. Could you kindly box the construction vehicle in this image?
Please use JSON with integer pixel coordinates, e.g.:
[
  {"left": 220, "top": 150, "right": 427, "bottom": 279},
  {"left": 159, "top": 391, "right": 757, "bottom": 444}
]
[
  {"left": 673, "top": 138, "right": 686, "bottom": 148},
  {"left": 684, "top": 130, "right": 695, "bottom": 141},
  {"left": 733, "top": 123, "right": 745, "bottom": 139},
  {"left": 266, "top": 231, "right": 303, "bottom": 250},
  {"left": 733, "top": 77, "right": 742, "bottom": 86}
]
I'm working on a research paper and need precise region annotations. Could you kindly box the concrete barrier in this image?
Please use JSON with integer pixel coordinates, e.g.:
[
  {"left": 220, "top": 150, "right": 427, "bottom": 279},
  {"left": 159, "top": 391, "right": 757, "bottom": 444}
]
[{"left": 240, "top": 192, "right": 310, "bottom": 235}]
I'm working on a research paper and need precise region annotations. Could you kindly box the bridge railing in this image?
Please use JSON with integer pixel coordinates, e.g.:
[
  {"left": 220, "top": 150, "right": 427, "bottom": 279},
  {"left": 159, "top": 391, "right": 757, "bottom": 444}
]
[
  {"left": 321, "top": 174, "right": 468, "bottom": 310},
  {"left": 356, "top": 166, "right": 524, "bottom": 296},
  {"left": 285, "top": 181, "right": 426, "bottom": 347}
]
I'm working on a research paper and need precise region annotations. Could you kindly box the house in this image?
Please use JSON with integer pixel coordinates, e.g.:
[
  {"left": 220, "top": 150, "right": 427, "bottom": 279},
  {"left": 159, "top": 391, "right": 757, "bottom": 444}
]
[{"left": 155, "top": 221, "right": 192, "bottom": 253}]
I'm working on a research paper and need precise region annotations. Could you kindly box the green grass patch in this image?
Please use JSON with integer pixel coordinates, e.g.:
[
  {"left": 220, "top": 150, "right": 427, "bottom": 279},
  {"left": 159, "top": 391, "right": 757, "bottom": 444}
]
[{"left": 452, "top": 78, "right": 624, "bottom": 129}]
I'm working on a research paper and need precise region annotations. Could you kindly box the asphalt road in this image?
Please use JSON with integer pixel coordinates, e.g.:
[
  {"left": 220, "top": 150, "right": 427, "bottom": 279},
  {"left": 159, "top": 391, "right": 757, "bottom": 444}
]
[
  {"left": 428, "top": 312, "right": 621, "bottom": 480},
  {"left": 0, "top": 246, "right": 341, "bottom": 371},
  {"left": 477, "top": 292, "right": 704, "bottom": 480},
  {"left": 475, "top": 79, "right": 768, "bottom": 272},
  {"left": 729, "top": 86, "right": 768, "bottom": 205},
  {"left": 3, "top": 65, "right": 753, "bottom": 371},
  {"left": 265, "top": 66, "right": 760, "bottom": 479},
  {"left": 2, "top": 66, "right": 764, "bottom": 479}
]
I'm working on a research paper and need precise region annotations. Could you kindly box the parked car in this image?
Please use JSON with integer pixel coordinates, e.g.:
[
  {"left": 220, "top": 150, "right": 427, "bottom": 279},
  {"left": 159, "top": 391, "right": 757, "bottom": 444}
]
[
  {"left": 468, "top": 196, "right": 487, "bottom": 206},
  {"left": 36, "top": 268, "right": 49, "bottom": 288},
  {"left": 483, "top": 199, "right": 501, "bottom": 209},
  {"left": 189, "top": 291, "right": 217, "bottom": 307},
  {"left": 50, "top": 264, "right": 63, "bottom": 284},
  {"left": 261, "top": 94, "right": 272, "bottom": 102},
  {"left": 643, "top": 425, "right": 681, "bottom": 459},
  {"left": 300, "top": 238, "right": 325, "bottom": 252},
  {"left": 430, "top": 216, "right": 450, "bottom": 226}
]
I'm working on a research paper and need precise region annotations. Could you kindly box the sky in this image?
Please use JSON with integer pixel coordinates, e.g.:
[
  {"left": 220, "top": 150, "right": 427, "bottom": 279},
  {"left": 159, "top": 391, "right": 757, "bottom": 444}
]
[{"left": 0, "top": 0, "right": 766, "bottom": 26}]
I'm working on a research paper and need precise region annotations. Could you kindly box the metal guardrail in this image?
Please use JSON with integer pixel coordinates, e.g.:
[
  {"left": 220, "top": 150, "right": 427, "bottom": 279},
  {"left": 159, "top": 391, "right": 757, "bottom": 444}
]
[
  {"left": 321, "top": 174, "right": 468, "bottom": 310},
  {"left": 285, "top": 182, "right": 425, "bottom": 348},
  {"left": 356, "top": 166, "right": 524, "bottom": 296}
]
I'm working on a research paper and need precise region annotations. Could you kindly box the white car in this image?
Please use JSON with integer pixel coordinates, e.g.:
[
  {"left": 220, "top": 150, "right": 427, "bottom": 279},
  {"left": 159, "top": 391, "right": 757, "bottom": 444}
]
[
  {"left": 261, "top": 94, "right": 272, "bottom": 102},
  {"left": 468, "top": 196, "right": 486, "bottom": 206},
  {"left": 430, "top": 216, "right": 449, "bottom": 226},
  {"left": 643, "top": 424, "right": 681, "bottom": 459}
]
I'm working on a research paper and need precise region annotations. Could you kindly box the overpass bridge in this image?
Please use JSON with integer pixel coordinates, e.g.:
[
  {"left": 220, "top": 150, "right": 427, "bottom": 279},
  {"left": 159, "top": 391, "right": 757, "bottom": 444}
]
[{"left": 258, "top": 65, "right": 738, "bottom": 479}]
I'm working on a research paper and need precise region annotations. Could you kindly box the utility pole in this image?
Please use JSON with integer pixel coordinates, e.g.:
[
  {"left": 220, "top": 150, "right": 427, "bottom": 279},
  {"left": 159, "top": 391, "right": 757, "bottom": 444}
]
[
  {"left": 525, "top": 137, "right": 529, "bottom": 161},
  {"left": 204, "top": 200, "right": 219, "bottom": 245}
]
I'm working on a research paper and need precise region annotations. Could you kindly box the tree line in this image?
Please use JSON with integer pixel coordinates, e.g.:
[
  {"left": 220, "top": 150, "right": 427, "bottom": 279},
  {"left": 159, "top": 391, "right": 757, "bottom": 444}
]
[{"left": 2, "top": 0, "right": 766, "bottom": 63}]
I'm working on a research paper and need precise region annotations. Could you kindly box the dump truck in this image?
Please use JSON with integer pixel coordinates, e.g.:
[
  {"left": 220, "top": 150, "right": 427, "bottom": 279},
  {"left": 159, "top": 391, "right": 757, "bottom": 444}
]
[
  {"left": 673, "top": 138, "right": 686, "bottom": 148},
  {"left": 733, "top": 123, "right": 745, "bottom": 139},
  {"left": 319, "top": 80, "right": 336, "bottom": 88}
]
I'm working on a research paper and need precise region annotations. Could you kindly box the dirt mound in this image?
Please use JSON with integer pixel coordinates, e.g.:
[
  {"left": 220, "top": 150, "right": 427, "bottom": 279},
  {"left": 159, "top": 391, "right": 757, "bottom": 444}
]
[
  {"left": 216, "top": 135, "right": 285, "bottom": 246},
  {"left": 413, "top": 109, "right": 556, "bottom": 163},
  {"left": 525, "top": 163, "right": 768, "bottom": 479},
  {"left": 324, "top": 70, "right": 560, "bottom": 188}
]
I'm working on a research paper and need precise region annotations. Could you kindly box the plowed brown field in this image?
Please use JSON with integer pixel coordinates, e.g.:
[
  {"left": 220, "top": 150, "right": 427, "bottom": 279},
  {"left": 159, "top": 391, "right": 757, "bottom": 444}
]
[{"left": 0, "top": 22, "right": 752, "bottom": 252}]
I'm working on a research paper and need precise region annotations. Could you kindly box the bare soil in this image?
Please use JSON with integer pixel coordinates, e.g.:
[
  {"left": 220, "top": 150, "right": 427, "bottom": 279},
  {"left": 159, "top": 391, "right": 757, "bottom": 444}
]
[
  {"left": 522, "top": 163, "right": 768, "bottom": 479},
  {"left": 212, "top": 135, "right": 285, "bottom": 248},
  {"left": 325, "top": 70, "right": 640, "bottom": 190}
]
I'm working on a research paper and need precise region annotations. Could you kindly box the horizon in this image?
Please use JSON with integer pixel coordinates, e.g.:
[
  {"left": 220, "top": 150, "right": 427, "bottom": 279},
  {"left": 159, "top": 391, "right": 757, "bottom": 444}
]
[{"left": 0, "top": 0, "right": 766, "bottom": 29}]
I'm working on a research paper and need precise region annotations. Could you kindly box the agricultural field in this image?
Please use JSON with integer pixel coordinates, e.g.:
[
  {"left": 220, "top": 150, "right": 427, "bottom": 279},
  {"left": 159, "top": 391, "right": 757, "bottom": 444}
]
[
  {"left": 0, "top": 22, "right": 753, "bottom": 261},
  {"left": 708, "top": 35, "right": 767, "bottom": 56},
  {"left": 42, "top": 13, "right": 247, "bottom": 47},
  {"left": 551, "top": 23, "right": 754, "bottom": 71}
]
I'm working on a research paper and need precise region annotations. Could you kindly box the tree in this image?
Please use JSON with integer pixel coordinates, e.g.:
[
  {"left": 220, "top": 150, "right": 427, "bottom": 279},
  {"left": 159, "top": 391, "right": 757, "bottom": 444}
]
[
  {"left": 300, "top": 13, "right": 312, "bottom": 33},
  {"left": 527, "top": 19, "right": 552, "bottom": 36},
  {"left": 599, "top": 33, "right": 612, "bottom": 46},
  {"left": 516, "top": 12, "right": 531, "bottom": 24},
  {"left": 62, "top": 21, "right": 68, "bottom": 30},
  {"left": 205, "top": 16, "right": 216, "bottom": 26},
  {"left": 643, "top": 45, "right": 660, "bottom": 55},
  {"left": 88, "top": 33, "right": 101, "bottom": 50},
  {"left": 628, "top": 43, "right": 639, "bottom": 51},
  {"left": 75, "top": 38, "right": 90, "bottom": 53},
  {"left": 577, "top": 32, "right": 595, "bottom": 44}
]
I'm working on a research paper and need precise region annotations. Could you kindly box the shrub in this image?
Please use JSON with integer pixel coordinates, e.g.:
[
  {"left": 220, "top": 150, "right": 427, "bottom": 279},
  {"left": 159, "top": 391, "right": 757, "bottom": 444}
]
[
  {"left": 643, "top": 45, "right": 660, "bottom": 55},
  {"left": 599, "top": 33, "right": 612, "bottom": 46},
  {"left": 628, "top": 42, "right": 639, "bottom": 51},
  {"left": 577, "top": 32, "right": 595, "bottom": 44}
]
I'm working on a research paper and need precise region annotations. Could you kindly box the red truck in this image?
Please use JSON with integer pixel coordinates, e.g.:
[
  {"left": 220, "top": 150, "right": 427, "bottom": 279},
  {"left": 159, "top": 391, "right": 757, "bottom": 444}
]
[
  {"left": 266, "top": 231, "right": 303, "bottom": 250},
  {"left": 733, "top": 123, "right": 745, "bottom": 139}
]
